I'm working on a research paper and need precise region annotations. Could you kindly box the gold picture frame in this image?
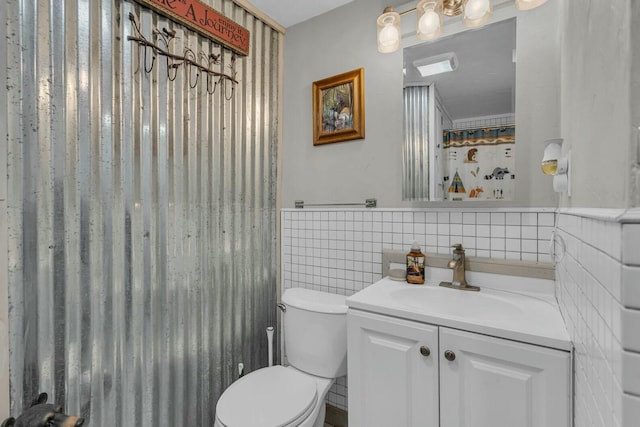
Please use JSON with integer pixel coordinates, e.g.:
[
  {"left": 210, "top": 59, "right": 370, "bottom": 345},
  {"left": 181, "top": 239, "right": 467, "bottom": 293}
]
[{"left": 312, "top": 68, "right": 365, "bottom": 146}]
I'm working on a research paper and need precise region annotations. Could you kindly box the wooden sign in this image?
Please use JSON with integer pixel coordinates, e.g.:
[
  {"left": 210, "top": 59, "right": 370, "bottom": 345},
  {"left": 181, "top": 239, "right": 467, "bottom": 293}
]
[{"left": 133, "top": 0, "right": 250, "bottom": 56}]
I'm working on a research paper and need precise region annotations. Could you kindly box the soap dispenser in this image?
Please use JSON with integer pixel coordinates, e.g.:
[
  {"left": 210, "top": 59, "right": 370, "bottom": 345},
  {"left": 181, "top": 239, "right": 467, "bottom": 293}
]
[{"left": 406, "top": 242, "right": 425, "bottom": 284}]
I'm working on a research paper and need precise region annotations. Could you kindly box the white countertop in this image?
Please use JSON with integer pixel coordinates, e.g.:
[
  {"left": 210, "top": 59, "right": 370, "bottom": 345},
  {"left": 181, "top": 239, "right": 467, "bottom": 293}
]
[{"left": 346, "top": 277, "right": 572, "bottom": 351}]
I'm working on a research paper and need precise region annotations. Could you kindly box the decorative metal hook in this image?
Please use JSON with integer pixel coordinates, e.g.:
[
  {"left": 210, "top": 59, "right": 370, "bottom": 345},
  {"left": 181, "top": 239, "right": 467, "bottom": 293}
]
[
  {"left": 206, "top": 73, "right": 217, "bottom": 95},
  {"left": 143, "top": 45, "right": 156, "bottom": 73},
  {"left": 127, "top": 12, "right": 239, "bottom": 94},
  {"left": 167, "top": 61, "right": 180, "bottom": 81},
  {"left": 129, "top": 12, "right": 143, "bottom": 38},
  {"left": 184, "top": 48, "right": 199, "bottom": 89},
  {"left": 129, "top": 13, "right": 143, "bottom": 75},
  {"left": 223, "top": 81, "right": 235, "bottom": 101},
  {"left": 191, "top": 69, "right": 200, "bottom": 88}
]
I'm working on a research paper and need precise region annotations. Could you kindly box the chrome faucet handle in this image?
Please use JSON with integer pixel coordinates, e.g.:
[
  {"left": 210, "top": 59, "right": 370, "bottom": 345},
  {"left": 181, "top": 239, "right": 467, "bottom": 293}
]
[
  {"left": 451, "top": 244, "right": 464, "bottom": 261},
  {"left": 440, "top": 243, "right": 480, "bottom": 292}
]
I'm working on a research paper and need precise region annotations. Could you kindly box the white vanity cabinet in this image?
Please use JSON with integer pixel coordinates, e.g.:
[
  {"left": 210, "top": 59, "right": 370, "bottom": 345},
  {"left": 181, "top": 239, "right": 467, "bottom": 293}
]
[
  {"left": 439, "top": 327, "right": 571, "bottom": 427},
  {"left": 348, "top": 309, "right": 571, "bottom": 427},
  {"left": 347, "top": 310, "right": 440, "bottom": 427}
]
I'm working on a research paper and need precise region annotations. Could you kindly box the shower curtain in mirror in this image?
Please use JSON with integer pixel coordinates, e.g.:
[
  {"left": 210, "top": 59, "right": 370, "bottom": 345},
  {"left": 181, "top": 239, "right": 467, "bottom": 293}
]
[
  {"left": 4, "top": 0, "right": 280, "bottom": 425},
  {"left": 442, "top": 126, "right": 515, "bottom": 201}
]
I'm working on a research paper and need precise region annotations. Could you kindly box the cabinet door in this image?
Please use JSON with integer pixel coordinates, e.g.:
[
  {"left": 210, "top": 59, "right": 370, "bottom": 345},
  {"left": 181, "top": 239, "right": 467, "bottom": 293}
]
[
  {"left": 440, "top": 327, "right": 571, "bottom": 427},
  {"left": 348, "top": 310, "right": 439, "bottom": 427}
]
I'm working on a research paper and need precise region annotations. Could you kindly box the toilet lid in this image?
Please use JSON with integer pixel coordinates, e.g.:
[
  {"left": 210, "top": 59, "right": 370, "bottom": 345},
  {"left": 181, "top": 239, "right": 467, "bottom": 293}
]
[{"left": 216, "top": 366, "right": 318, "bottom": 427}]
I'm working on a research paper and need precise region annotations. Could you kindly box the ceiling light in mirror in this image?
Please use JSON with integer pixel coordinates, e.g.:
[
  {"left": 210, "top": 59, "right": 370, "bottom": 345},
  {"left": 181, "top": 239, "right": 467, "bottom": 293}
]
[
  {"left": 463, "top": 0, "right": 493, "bottom": 27},
  {"left": 417, "top": 0, "right": 444, "bottom": 41},
  {"left": 414, "top": 52, "right": 458, "bottom": 77}
]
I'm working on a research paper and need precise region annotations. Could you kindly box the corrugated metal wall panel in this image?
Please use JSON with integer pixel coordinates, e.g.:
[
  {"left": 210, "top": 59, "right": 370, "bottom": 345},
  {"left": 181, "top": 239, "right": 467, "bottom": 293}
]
[
  {"left": 5, "top": 0, "right": 280, "bottom": 425},
  {"left": 0, "top": 2, "right": 9, "bottom": 418},
  {"left": 403, "top": 85, "right": 430, "bottom": 201}
]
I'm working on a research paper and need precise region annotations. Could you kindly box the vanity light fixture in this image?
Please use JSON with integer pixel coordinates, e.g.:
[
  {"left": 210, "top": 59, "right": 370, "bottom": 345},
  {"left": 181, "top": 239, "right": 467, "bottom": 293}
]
[
  {"left": 377, "top": 0, "right": 548, "bottom": 53},
  {"left": 377, "top": 7, "right": 402, "bottom": 53},
  {"left": 416, "top": 0, "right": 444, "bottom": 41},
  {"left": 462, "top": 0, "right": 493, "bottom": 28}
]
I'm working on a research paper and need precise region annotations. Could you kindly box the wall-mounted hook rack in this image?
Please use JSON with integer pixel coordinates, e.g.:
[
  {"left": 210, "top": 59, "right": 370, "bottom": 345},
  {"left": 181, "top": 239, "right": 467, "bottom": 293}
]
[{"left": 127, "top": 13, "right": 238, "bottom": 95}]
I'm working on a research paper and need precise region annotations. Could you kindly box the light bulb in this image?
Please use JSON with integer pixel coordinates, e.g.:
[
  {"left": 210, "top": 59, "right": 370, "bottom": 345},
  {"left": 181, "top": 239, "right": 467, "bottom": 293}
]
[
  {"left": 377, "top": 9, "right": 401, "bottom": 53},
  {"left": 379, "top": 24, "right": 400, "bottom": 48},
  {"left": 419, "top": 10, "right": 440, "bottom": 35},
  {"left": 463, "top": 0, "right": 492, "bottom": 27},
  {"left": 416, "top": 0, "right": 443, "bottom": 41},
  {"left": 465, "top": 0, "right": 490, "bottom": 20}
]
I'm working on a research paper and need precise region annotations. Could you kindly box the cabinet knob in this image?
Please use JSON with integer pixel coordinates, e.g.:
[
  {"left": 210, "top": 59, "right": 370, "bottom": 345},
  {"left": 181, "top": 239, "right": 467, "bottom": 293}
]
[
  {"left": 444, "top": 350, "right": 456, "bottom": 361},
  {"left": 419, "top": 346, "right": 431, "bottom": 357}
]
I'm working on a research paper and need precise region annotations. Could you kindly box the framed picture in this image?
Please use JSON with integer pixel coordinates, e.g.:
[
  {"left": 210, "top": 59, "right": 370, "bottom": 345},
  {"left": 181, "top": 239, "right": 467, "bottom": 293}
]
[{"left": 312, "top": 68, "right": 365, "bottom": 146}]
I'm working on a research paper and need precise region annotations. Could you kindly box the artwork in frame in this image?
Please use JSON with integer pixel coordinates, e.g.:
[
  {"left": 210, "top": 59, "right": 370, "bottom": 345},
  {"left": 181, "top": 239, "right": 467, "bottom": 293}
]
[{"left": 312, "top": 68, "right": 365, "bottom": 146}]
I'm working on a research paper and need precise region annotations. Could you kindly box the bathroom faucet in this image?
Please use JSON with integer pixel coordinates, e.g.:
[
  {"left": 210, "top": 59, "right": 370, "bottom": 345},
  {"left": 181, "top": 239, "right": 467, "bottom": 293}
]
[{"left": 439, "top": 244, "right": 480, "bottom": 292}]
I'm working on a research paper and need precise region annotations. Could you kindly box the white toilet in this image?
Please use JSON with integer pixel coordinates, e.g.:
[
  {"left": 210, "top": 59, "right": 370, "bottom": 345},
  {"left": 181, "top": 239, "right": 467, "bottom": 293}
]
[{"left": 214, "top": 287, "right": 348, "bottom": 427}]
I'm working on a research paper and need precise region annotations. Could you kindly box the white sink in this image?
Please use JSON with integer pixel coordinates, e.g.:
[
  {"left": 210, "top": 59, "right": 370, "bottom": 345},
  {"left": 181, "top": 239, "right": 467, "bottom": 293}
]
[
  {"left": 346, "top": 277, "right": 572, "bottom": 351},
  {"left": 390, "top": 286, "right": 524, "bottom": 319}
]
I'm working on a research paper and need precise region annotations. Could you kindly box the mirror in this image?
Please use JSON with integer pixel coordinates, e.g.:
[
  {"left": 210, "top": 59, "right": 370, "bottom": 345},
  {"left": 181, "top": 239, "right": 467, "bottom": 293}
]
[{"left": 402, "top": 18, "right": 516, "bottom": 201}]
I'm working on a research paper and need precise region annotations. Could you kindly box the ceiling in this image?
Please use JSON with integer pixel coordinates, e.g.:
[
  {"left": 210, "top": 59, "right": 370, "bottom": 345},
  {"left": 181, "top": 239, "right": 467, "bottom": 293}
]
[
  {"left": 403, "top": 18, "right": 517, "bottom": 122},
  {"left": 247, "top": 0, "right": 355, "bottom": 28}
]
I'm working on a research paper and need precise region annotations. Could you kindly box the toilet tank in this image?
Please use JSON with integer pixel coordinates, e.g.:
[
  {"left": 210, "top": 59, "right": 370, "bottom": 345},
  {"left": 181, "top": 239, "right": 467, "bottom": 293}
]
[{"left": 281, "top": 288, "right": 348, "bottom": 378}]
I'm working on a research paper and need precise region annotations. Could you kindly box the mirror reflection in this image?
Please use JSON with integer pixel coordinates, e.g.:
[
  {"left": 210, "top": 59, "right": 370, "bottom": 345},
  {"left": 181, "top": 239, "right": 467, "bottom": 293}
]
[{"left": 402, "top": 18, "right": 516, "bottom": 201}]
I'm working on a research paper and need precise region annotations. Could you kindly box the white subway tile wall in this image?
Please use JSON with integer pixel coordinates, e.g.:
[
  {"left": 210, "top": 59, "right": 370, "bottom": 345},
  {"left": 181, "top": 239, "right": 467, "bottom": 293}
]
[
  {"left": 282, "top": 208, "right": 556, "bottom": 296},
  {"left": 281, "top": 208, "right": 555, "bottom": 411},
  {"left": 556, "top": 212, "right": 640, "bottom": 427}
]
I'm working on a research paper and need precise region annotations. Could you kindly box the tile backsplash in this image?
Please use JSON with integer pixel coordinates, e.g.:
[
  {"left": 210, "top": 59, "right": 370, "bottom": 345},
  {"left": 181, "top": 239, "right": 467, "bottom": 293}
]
[
  {"left": 282, "top": 208, "right": 555, "bottom": 297},
  {"left": 281, "top": 207, "right": 556, "bottom": 410}
]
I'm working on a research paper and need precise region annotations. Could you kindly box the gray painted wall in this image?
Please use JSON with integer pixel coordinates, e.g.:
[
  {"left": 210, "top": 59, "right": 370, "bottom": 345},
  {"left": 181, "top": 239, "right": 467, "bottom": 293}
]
[
  {"left": 633, "top": 1, "right": 640, "bottom": 207},
  {"left": 561, "top": 0, "right": 637, "bottom": 208},
  {"left": 282, "top": 0, "right": 562, "bottom": 208}
]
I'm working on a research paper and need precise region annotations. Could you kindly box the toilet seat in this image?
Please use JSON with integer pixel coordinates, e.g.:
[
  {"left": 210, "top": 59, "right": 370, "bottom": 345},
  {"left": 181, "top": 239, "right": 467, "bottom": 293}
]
[{"left": 215, "top": 365, "right": 318, "bottom": 427}]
